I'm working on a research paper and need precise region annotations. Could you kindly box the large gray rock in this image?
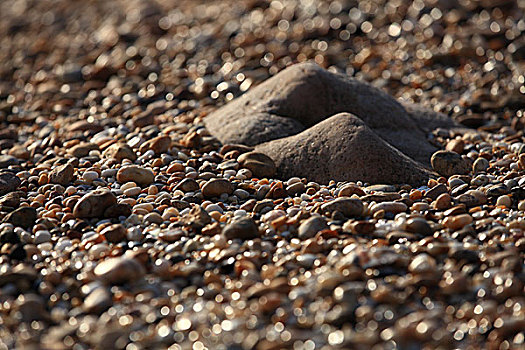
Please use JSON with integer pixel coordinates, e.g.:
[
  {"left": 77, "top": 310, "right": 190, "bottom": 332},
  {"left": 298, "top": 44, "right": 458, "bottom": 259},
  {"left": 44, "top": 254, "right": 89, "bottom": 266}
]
[
  {"left": 205, "top": 62, "right": 457, "bottom": 169},
  {"left": 256, "top": 113, "right": 433, "bottom": 185}
]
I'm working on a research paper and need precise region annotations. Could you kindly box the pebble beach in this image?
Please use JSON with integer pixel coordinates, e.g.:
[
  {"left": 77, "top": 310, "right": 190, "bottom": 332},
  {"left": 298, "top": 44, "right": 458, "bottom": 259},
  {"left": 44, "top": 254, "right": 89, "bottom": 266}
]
[{"left": 0, "top": 0, "right": 524, "bottom": 349}]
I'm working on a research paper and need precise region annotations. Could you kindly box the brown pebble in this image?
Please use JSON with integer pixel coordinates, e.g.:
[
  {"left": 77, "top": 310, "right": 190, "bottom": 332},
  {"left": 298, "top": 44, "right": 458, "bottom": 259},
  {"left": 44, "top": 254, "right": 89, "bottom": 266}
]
[
  {"left": 237, "top": 151, "right": 276, "bottom": 178},
  {"left": 101, "top": 224, "right": 127, "bottom": 243},
  {"left": 116, "top": 165, "right": 154, "bottom": 186},
  {"left": 49, "top": 163, "right": 75, "bottom": 186},
  {"left": 73, "top": 189, "right": 117, "bottom": 218},
  {"left": 431, "top": 150, "right": 470, "bottom": 177},
  {"left": 201, "top": 178, "right": 234, "bottom": 198}
]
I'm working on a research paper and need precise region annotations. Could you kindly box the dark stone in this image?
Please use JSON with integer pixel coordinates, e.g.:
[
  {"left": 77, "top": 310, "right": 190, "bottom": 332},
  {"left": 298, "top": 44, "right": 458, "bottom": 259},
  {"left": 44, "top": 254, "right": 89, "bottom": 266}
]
[
  {"left": 2, "top": 207, "right": 38, "bottom": 229},
  {"left": 222, "top": 217, "right": 260, "bottom": 240},
  {"left": 0, "top": 172, "right": 21, "bottom": 195}
]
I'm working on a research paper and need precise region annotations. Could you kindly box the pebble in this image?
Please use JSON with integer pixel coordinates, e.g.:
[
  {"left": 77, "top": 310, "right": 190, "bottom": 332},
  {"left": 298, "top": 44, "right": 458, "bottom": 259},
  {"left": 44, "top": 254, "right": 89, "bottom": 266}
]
[
  {"left": 73, "top": 189, "right": 117, "bottom": 218},
  {"left": 338, "top": 184, "right": 366, "bottom": 197},
  {"left": 222, "top": 217, "right": 259, "bottom": 240},
  {"left": 102, "top": 143, "right": 137, "bottom": 161},
  {"left": 0, "top": 172, "right": 22, "bottom": 195},
  {"left": 49, "top": 163, "right": 75, "bottom": 185},
  {"left": 431, "top": 150, "right": 471, "bottom": 177},
  {"left": 70, "top": 142, "right": 99, "bottom": 158},
  {"left": 116, "top": 165, "right": 154, "bottom": 186},
  {"left": 473, "top": 157, "right": 490, "bottom": 173},
  {"left": 34, "top": 230, "right": 51, "bottom": 244},
  {"left": 298, "top": 216, "right": 328, "bottom": 239},
  {"left": 82, "top": 171, "right": 98, "bottom": 182},
  {"left": 443, "top": 214, "right": 474, "bottom": 231},
  {"left": 319, "top": 198, "right": 363, "bottom": 217},
  {"left": 201, "top": 178, "right": 234, "bottom": 198},
  {"left": 94, "top": 256, "right": 145, "bottom": 284},
  {"left": 370, "top": 202, "right": 408, "bottom": 215},
  {"left": 175, "top": 178, "right": 200, "bottom": 192},
  {"left": 0, "top": 155, "right": 18, "bottom": 168},
  {"left": 425, "top": 183, "right": 448, "bottom": 200},
  {"left": 496, "top": 195, "right": 512, "bottom": 208},
  {"left": 100, "top": 224, "right": 127, "bottom": 243},
  {"left": 3, "top": 207, "right": 38, "bottom": 229},
  {"left": 141, "top": 135, "right": 171, "bottom": 154},
  {"left": 143, "top": 212, "right": 163, "bottom": 225},
  {"left": 434, "top": 193, "right": 452, "bottom": 210},
  {"left": 205, "top": 204, "right": 223, "bottom": 214},
  {"left": 123, "top": 186, "right": 141, "bottom": 197},
  {"left": 405, "top": 217, "right": 433, "bottom": 236},
  {"left": 237, "top": 152, "right": 277, "bottom": 178},
  {"left": 83, "top": 287, "right": 112, "bottom": 314},
  {"left": 408, "top": 254, "right": 437, "bottom": 274}
]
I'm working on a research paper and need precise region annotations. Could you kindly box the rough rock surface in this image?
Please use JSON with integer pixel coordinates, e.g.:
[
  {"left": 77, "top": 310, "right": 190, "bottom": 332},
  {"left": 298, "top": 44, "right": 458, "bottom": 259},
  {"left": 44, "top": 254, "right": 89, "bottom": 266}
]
[
  {"left": 256, "top": 113, "right": 433, "bottom": 184},
  {"left": 205, "top": 63, "right": 457, "bottom": 180}
]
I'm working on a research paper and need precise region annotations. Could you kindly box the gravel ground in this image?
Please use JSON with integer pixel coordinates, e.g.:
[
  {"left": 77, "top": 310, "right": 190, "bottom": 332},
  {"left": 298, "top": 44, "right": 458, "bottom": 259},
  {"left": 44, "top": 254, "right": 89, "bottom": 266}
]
[{"left": 0, "top": 0, "right": 524, "bottom": 349}]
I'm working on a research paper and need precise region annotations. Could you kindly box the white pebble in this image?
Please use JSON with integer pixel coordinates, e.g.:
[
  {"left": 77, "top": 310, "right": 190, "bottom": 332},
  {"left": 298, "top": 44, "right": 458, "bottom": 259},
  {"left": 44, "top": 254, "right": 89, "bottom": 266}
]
[
  {"left": 83, "top": 171, "right": 98, "bottom": 182},
  {"left": 101, "top": 169, "right": 117, "bottom": 178},
  {"left": 34, "top": 230, "right": 51, "bottom": 244},
  {"left": 124, "top": 186, "right": 141, "bottom": 197},
  {"left": 120, "top": 182, "right": 137, "bottom": 191},
  {"left": 206, "top": 204, "right": 224, "bottom": 214},
  {"left": 234, "top": 189, "right": 250, "bottom": 200}
]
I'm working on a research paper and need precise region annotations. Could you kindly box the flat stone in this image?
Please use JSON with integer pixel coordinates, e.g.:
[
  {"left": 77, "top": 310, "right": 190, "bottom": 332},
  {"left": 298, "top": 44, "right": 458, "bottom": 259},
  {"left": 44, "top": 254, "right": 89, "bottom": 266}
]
[
  {"left": 117, "top": 165, "right": 154, "bottom": 186},
  {"left": 201, "top": 178, "right": 234, "bottom": 198},
  {"left": 0, "top": 155, "right": 19, "bottom": 168},
  {"left": 431, "top": 150, "right": 471, "bottom": 177},
  {"left": 73, "top": 189, "right": 117, "bottom": 218},
  {"left": 2, "top": 207, "right": 38, "bottom": 229},
  {"left": 49, "top": 163, "right": 75, "bottom": 185},
  {"left": 319, "top": 197, "right": 363, "bottom": 217},
  {"left": 94, "top": 256, "right": 145, "bottom": 285},
  {"left": 222, "top": 217, "right": 259, "bottom": 240},
  {"left": 140, "top": 135, "right": 171, "bottom": 154},
  {"left": 102, "top": 143, "right": 137, "bottom": 161},
  {"left": 0, "top": 172, "right": 21, "bottom": 195},
  {"left": 175, "top": 178, "right": 200, "bottom": 192},
  {"left": 298, "top": 216, "right": 329, "bottom": 239},
  {"left": 256, "top": 113, "right": 432, "bottom": 185},
  {"left": 101, "top": 224, "right": 127, "bottom": 243},
  {"left": 237, "top": 151, "right": 276, "bottom": 178},
  {"left": 69, "top": 142, "right": 99, "bottom": 158}
]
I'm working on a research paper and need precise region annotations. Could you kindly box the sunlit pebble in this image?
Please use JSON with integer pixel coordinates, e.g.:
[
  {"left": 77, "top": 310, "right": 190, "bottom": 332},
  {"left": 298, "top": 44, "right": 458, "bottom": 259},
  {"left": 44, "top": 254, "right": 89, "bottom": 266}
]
[
  {"left": 175, "top": 318, "right": 192, "bottom": 331},
  {"left": 388, "top": 23, "right": 401, "bottom": 37}
]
